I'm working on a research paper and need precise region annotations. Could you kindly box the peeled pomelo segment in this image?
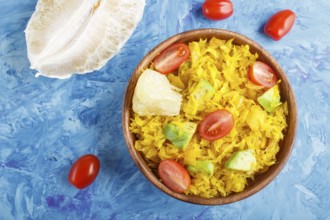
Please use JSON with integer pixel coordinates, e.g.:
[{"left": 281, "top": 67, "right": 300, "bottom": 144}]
[
  {"left": 132, "top": 69, "right": 183, "bottom": 116},
  {"left": 25, "top": 0, "right": 145, "bottom": 79}
]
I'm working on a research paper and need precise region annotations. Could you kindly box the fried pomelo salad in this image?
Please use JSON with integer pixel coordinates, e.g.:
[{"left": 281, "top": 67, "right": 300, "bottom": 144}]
[{"left": 130, "top": 37, "right": 288, "bottom": 198}]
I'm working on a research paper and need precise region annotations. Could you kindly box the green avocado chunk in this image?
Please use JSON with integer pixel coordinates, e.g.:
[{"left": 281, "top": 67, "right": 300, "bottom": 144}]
[
  {"left": 192, "top": 79, "right": 213, "bottom": 100},
  {"left": 225, "top": 150, "right": 256, "bottom": 172},
  {"left": 187, "top": 160, "right": 215, "bottom": 177},
  {"left": 184, "top": 79, "right": 214, "bottom": 115},
  {"left": 163, "top": 122, "right": 197, "bottom": 149},
  {"left": 257, "top": 85, "right": 282, "bottom": 113}
]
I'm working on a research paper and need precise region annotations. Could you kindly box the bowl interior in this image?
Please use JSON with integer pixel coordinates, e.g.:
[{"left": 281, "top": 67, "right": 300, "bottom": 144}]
[{"left": 122, "top": 29, "right": 297, "bottom": 205}]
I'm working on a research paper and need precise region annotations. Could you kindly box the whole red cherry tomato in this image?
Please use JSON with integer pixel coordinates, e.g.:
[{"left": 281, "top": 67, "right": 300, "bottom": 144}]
[
  {"left": 249, "top": 61, "right": 278, "bottom": 88},
  {"left": 264, "top": 9, "right": 296, "bottom": 41},
  {"left": 153, "top": 43, "right": 190, "bottom": 74},
  {"left": 202, "top": 0, "right": 233, "bottom": 20},
  {"left": 158, "top": 160, "right": 191, "bottom": 193},
  {"left": 199, "top": 109, "right": 234, "bottom": 141},
  {"left": 68, "top": 154, "right": 100, "bottom": 189}
]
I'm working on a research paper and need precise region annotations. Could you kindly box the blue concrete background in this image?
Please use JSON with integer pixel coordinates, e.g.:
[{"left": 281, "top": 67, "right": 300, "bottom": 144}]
[{"left": 1, "top": 0, "right": 329, "bottom": 219}]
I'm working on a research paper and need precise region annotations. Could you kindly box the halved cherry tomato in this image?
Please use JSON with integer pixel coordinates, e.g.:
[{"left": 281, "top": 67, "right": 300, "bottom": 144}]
[
  {"left": 248, "top": 61, "right": 278, "bottom": 88},
  {"left": 153, "top": 43, "right": 190, "bottom": 74},
  {"left": 264, "top": 9, "right": 296, "bottom": 41},
  {"left": 202, "top": 0, "right": 233, "bottom": 20},
  {"left": 199, "top": 109, "right": 234, "bottom": 141},
  {"left": 158, "top": 160, "right": 191, "bottom": 193},
  {"left": 68, "top": 154, "right": 100, "bottom": 189}
]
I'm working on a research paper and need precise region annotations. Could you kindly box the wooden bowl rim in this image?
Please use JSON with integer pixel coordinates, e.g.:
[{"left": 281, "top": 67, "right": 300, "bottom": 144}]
[{"left": 122, "top": 28, "right": 297, "bottom": 205}]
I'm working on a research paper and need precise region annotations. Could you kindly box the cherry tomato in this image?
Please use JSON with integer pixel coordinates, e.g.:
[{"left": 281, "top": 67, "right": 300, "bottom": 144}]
[
  {"left": 153, "top": 43, "right": 190, "bottom": 74},
  {"left": 248, "top": 61, "right": 278, "bottom": 88},
  {"left": 68, "top": 154, "right": 100, "bottom": 189},
  {"left": 264, "top": 9, "right": 296, "bottom": 41},
  {"left": 198, "top": 109, "right": 234, "bottom": 141},
  {"left": 202, "top": 0, "right": 233, "bottom": 20},
  {"left": 158, "top": 160, "right": 191, "bottom": 193}
]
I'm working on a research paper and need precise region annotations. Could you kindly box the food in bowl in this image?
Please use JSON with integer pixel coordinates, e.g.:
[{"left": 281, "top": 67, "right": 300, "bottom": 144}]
[{"left": 129, "top": 36, "right": 288, "bottom": 198}]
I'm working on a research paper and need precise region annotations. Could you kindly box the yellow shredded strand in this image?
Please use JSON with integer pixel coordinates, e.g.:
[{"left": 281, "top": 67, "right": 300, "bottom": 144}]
[{"left": 129, "top": 38, "right": 288, "bottom": 198}]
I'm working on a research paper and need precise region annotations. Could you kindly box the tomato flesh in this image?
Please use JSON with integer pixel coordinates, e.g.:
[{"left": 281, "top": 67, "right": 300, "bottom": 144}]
[
  {"left": 202, "top": 0, "right": 233, "bottom": 20},
  {"left": 153, "top": 43, "right": 190, "bottom": 74},
  {"left": 158, "top": 160, "right": 191, "bottom": 193},
  {"left": 264, "top": 9, "right": 296, "bottom": 41},
  {"left": 68, "top": 154, "right": 100, "bottom": 189},
  {"left": 199, "top": 110, "right": 234, "bottom": 141},
  {"left": 249, "top": 61, "right": 278, "bottom": 88}
]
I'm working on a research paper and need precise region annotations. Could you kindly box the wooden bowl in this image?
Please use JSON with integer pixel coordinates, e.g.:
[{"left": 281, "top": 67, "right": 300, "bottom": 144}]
[{"left": 122, "top": 29, "right": 297, "bottom": 205}]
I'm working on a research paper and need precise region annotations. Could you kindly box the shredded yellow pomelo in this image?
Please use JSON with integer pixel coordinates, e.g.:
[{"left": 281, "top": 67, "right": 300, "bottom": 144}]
[{"left": 130, "top": 38, "right": 288, "bottom": 198}]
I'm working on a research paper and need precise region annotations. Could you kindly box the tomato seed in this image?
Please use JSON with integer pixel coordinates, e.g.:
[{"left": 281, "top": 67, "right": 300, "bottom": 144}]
[{"left": 177, "top": 47, "right": 186, "bottom": 57}]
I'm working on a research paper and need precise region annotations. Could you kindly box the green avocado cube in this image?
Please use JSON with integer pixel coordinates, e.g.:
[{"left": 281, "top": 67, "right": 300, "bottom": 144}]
[{"left": 225, "top": 150, "right": 256, "bottom": 172}]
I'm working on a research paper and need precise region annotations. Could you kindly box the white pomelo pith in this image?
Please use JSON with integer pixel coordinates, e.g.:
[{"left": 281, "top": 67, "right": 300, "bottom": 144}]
[{"left": 25, "top": 0, "right": 145, "bottom": 79}]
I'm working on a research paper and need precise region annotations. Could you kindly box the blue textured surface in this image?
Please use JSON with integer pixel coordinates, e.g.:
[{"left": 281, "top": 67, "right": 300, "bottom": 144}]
[{"left": 1, "top": 0, "right": 329, "bottom": 219}]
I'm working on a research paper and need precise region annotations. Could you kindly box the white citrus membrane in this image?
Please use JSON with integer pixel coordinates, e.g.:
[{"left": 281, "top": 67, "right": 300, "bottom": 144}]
[{"left": 25, "top": 0, "right": 145, "bottom": 78}]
